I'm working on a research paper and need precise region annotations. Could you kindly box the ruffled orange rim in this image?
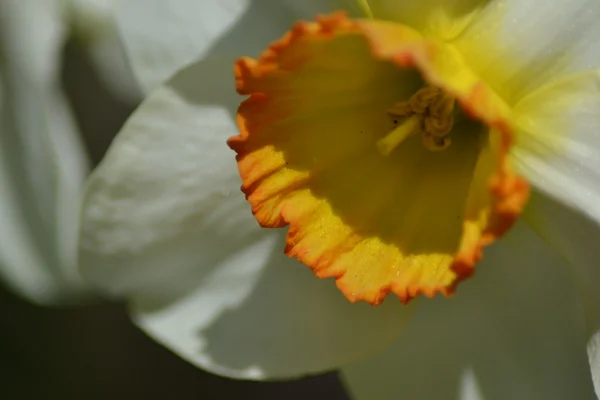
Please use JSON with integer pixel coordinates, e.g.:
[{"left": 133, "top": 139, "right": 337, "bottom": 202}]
[{"left": 228, "top": 12, "right": 530, "bottom": 304}]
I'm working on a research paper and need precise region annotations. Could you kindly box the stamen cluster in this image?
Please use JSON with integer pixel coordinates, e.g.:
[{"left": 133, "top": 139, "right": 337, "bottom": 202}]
[{"left": 380, "top": 86, "right": 456, "bottom": 155}]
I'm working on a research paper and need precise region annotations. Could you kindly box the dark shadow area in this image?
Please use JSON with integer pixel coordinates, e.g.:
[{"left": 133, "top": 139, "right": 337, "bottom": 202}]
[
  {"left": 0, "top": 286, "right": 348, "bottom": 399},
  {"left": 61, "top": 37, "right": 137, "bottom": 165}
]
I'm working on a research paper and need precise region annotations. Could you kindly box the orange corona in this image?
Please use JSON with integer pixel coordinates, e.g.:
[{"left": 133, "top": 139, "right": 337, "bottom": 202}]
[{"left": 228, "top": 13, "right": 529, "bottom": 305}]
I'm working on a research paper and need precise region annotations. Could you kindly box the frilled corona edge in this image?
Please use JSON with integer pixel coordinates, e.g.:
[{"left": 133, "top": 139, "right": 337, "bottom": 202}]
[{"left": 228, "top": 12, "right": 530, "bottom": 305}]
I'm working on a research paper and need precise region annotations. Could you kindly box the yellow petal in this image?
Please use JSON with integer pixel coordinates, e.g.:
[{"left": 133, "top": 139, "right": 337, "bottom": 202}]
[{"left": 363, "top": 0, "right": 489, "bottom": 40}]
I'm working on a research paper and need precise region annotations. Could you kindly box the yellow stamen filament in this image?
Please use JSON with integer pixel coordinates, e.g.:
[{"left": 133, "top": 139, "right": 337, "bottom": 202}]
[
  {"left": 356, "top": 0, "right": 374, "bottom": 18},
  {"left": 377, "top": 115, "right": 420, "bottom": 156},
  {"left": 379, "top": 86, "right": 456, "bottom": 155}
]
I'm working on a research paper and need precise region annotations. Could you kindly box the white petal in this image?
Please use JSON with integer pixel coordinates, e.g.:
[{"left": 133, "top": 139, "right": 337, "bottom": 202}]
[
  {"left": 0, "top": 0, "right": 92, "bottom": 303},
  {"left": 85, "top": 23, "right": 142, "bottom": 103},
  {"left": 79, "top": 58, "right": 412, "bottom": 378},
  {"left": 512, "top": 70, "right": 600, "bottom": 228},
  {"left": 79, "top": 58, "right": 246, "bottom": 297},
  {"left": 589, "top": 331, "right": 600, "bottom": 396},
  {"left": 342, "top": 221, "right": 595, "bottom": 400},
  {"left": 133, "top": 235, "right": 412, "bottom": 379},
  {"left": 456, "top": 0, "right": 600, "bottom": 104},
  {"left": 523, "top": 193, "right": 600, "bottom": 398},
  {"left": 115, "top": 0, "right": 356, "bottom": 92},
  {"left": 458, "top": 369, "right": 485, "bottom": 400}
]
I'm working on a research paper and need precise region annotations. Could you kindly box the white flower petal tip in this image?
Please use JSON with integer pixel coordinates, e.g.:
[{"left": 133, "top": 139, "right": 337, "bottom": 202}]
[
  {"left": 589, "top": 331, "right": 600, "bottom": 397},
  {"left": 458, "top": 369, "right": 485, "bottom": 400}
]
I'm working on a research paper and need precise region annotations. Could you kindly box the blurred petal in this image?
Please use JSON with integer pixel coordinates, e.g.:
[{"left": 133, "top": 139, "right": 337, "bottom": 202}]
[
  {"left": 341, "top": 221, "right": 594, "bottom": 400},
  {"left": 85, "top": 23, "right": 142, "bottom": 103},
  {"left": 66, "top": 0, "right": 142, "bottom": 102},
  {"left": 79, "top": 58, "right": 412, "bottom": 378},
  {"left": 458, "top": 369, "right": 485, "bottom": 400},
  {"left": 115, "top": 0, "right": 359, "bottom": 92},
  {"left": 455, "top": 0, "right": 600, "bottom": 104},
  {"left": 0, "top": 0, "right": 92, "bottom": 303},
  {"left": 589, "top": 331, "right": 600, "bottom": 396},
  {"left": 512, "top": 70, "right": 600, "bottom": 228},
  {"left": 68, "top": 0, "right": 120, "bottom": 34},
  {"left": 523, "top": 193, "right": 600, "bottom": 397}
]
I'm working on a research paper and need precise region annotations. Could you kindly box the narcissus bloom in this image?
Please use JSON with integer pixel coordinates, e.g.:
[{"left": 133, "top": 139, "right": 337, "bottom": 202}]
[
  {"left": 227, "top": 11, "right": 529, "bottom": 305},
  {"left": 79, "top": 0, "right": 600, "bottom": 399}
]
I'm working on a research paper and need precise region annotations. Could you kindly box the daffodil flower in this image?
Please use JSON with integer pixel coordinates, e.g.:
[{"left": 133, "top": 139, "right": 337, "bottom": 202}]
[
  {"left": 0, "top": 0, "right": 138, "bottom": 304},
  {"left": 79, "top": 0, "right": 600, "bottom": 398}
]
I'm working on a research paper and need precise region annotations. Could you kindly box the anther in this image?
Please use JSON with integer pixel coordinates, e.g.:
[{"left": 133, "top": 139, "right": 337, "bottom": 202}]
[
  {"left": 387, "top": 102, "right": 413, "bottom": 118},
  {"left": 422, "top": 132, "right": 451, "bottom": 151},
  {"left": 380, "top": 86, "right": 456, "bottom": 155},
  {"left": 429, "top": 93, "right": 455, "bottom": 118},
  {"left": 424, "top": 115, "right": 453, "bottom": 137},
  {"left": 409, "top": 86, "right": 440, "bottom": 114}
]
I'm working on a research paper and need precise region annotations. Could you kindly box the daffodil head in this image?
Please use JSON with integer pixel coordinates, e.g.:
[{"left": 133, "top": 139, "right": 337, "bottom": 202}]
[{"left": 227, "top": 8, "right": 534, "bottom": 305}]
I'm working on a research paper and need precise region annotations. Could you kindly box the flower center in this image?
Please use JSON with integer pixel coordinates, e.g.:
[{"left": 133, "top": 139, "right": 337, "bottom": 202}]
[{"left": 377, "top": 86, "right": 456, "bottom": 156}]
